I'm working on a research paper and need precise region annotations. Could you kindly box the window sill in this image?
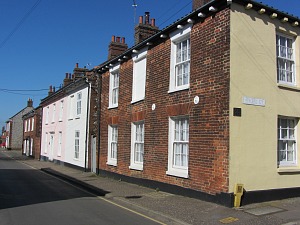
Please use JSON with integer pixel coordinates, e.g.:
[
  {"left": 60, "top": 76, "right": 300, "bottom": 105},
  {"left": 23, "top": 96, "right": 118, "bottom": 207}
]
[
  {"left": 108, "top": 105, "right": 118, "bottom": 110},
  {"left": 277, "top": 83, "right": 300, "bottom": 92},
  {"left": 168, "top": 86, "right": 189, "bottom": 94},
  {"left": 129, "top": 164, "right": 143, "bottom": 171},
  {"left": 277, "top": 167, "right": 300, "bottom": 173},
  {"left": 166, "top": 169, "right": 188, "bottom": 178},
  {"left": 107, "top": 160, "right": 117, "bottom": 167},
  {"left": 131, "top": 98, "right": 144, "bottom": 105}
]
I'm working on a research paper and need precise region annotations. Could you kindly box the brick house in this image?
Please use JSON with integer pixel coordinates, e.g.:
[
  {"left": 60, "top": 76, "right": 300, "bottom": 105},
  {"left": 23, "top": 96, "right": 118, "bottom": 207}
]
[
  {"left": 39, "top": 64, "right": 98, "bottom": 171},
  {"left": 6, "top": 99, "right": 34, "bottom": 150},
  {"left": 22, "top": 106, "right": 42, "bottom": 159},
  {"left": 90, "top": 0, "right": 300, "bottom": 207},
  {"left": 1, "top": 126, "right": 6, "bottom": 148}
]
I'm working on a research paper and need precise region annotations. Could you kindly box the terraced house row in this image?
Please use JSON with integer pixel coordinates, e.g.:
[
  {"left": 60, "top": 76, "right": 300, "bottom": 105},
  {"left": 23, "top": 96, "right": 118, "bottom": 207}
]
[{"left": 8, "top": 0, "right": 300, "bottom": 207}]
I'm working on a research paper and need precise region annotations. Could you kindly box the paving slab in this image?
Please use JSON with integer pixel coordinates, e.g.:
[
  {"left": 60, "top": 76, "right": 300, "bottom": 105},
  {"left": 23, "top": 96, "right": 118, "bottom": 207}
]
[{"left": 244, "top": 206, "right": 285, "bottom": 216}]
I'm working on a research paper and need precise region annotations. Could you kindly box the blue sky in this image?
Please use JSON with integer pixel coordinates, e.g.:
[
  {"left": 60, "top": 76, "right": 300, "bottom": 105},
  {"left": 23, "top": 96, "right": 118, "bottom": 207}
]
[{"left": 0, "top": 0, "right": 299, "bottom": 128}]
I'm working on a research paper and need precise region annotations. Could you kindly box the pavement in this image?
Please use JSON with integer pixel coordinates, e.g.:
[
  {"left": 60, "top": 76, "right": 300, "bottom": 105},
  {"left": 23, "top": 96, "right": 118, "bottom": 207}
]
[{"left": 2, "top": 149, "right": 300, "bottom": 225}]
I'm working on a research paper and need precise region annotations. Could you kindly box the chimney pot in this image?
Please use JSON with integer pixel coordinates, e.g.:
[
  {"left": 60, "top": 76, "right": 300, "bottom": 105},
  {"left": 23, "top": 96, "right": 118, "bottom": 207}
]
[
  {"left": 116, "top": 36, "right": 120, "bottom": 43},
  {"left": 139, "top": 16, "right": 143, "bottom": 24},
  {"left": 76, "top": 63, "right": 79, "bottom": 68},
  {"left": 151, "top": 18, "right": 155, "bottom": 27},
  {"left": 145, "top": 12, "right": 150, "bottom": 24},
  {"left": 65, "top": 73, "right": 69, "bottom": 78},
  {"left": 121, "top": 37, "right": 125, "bottom": 44},
  {"left": 111, "top": 35, "right": 115, "bottom": 42}
]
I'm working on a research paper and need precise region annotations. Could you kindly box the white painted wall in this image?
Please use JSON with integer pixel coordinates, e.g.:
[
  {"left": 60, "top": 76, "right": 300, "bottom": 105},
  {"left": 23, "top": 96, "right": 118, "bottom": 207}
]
[{"left": 41, "top": 83, "right": 90, "bottom": 169}]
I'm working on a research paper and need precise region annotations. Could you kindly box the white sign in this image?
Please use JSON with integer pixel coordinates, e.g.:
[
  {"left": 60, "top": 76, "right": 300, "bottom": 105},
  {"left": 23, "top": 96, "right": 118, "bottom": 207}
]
[
  {"left": 242, "top": 96, "right": 265, "bottom": 107},
  {"left": 194, "top": 96, "right": 199, "bottom": 105}
]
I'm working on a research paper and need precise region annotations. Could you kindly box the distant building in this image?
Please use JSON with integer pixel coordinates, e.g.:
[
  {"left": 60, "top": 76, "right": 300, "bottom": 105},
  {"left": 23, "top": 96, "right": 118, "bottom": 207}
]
[
  {"left": 6, "top": 99, "right": 34, "bottom": 150},
  {"left": 22, "top": 106, "right": 42, "bottom": 159},
  {"left": 1, "top": 126, "right": 6, "bottom": 148}
]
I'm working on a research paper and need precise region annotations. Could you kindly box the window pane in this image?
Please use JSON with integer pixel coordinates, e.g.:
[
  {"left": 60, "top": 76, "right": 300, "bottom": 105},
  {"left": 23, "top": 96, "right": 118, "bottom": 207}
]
[
  {"left": 174, "top": 38, "right": 190, "bottom": 88},
  {"left": 278, "top": 118, "right": 297, "bottom": 164},
  {"left": 277, "top": 35, "right": 295, "bottom": 84},
  {"left": 287, "top": 150, "right": 294, "bottom": 161}
]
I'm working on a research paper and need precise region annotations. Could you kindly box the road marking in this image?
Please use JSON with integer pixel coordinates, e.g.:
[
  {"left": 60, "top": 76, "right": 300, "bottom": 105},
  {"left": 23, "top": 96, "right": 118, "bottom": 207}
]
[
  {"left": 97, "top": 196, "right": 167, "bottom": 225},
  {"left": 219, "top": 217, "right": 239, "bottom": 224}
]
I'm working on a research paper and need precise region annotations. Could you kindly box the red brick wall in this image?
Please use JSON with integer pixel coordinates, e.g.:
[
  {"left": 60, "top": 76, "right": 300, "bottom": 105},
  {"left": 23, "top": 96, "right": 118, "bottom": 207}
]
[{"left": 99, "top": 8, "right": 230, "bottom": 195}]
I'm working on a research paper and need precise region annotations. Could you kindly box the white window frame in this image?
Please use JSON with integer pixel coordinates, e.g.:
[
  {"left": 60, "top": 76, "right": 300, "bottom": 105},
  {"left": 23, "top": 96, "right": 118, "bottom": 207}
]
[
  {"left": 30, "top": 138, "right": 33, "bottom": 155},
  {"left": 27, "top": 119, "right": 30, "bottom": 131},
  {"left": 24, "top": 120, "right": 28, "bottom": 132},
  {"left": 74, "top": 130, "right": 80, "bottom": 159},
  {"left": 109, "top": 64, "right": 120, "bottom": 108},
  {"left": 52, "top": 103, "right": 56, "bottom": 123},
  {"left": 45, "top": 106, "right": 49, "bottom": 124},
  {"left": 167, "top": 116, "right": 189, "bottom": 178},
  {"left": 276, "top": 33, "right": 296, "bottom": 85},
  {"left": 76, "top": 92, "right": 82, "bottom": 117},
  {"left": 130, "top": 121, "right": 144, "bottom": 170},
  {"left": 58, "top": 131, "right": 62, "bottom": 157},
  {"left": 31, "top": 118, "right": 34, "bottom": 131},
  {"left": 107, "top": 125, "right": 118, "bottom": 166},
  {"left": 69, "top": 95, "right": 74, "bottom": 120},
  {"left": 169, "top": 24, "right": 191, "bottom": 93},
  {"left": 59, "top": 100, "right": 64, "bottom": 121},
  {"left": 278, "top": 117, "right": 297, "bottom": 167},
  {"left": 131, "top": 47, "right": 147, "bottom": 103}
]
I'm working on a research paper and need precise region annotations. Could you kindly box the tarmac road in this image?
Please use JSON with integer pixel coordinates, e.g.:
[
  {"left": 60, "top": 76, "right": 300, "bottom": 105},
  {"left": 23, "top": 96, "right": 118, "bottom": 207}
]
[{"left": 0, "top": 151, "right": 164, "bottom": 225}]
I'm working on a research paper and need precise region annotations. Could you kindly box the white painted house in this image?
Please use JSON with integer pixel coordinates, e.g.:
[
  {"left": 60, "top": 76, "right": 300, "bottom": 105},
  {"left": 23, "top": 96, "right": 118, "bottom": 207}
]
[{"left": 40, "top": 73, "right": 93, "bottom": 170}]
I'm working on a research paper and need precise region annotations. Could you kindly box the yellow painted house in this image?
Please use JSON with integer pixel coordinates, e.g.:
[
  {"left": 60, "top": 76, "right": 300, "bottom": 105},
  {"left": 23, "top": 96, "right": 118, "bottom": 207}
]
[{"left": 229, "top": 1, "right": 300, "bottom": 204}]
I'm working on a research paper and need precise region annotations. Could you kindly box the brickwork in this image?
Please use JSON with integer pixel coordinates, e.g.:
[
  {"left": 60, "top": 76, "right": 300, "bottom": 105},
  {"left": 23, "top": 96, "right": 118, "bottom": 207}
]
[
  {"left": 22, "top": 107, "right": 42, "bottom": 159},
  {"left": 193, "top": 0, "right": 212, "bottom": 10},
  {"left": 98, "top": 8, "right": 231, "bottom": 196}
]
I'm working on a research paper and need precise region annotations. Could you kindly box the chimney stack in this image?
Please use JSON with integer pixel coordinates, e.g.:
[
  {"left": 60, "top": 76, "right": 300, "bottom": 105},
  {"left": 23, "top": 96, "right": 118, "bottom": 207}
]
[
  {"left": 73, "top": 63, "right": 88, "bottom": 80},
  {"left": 48, "top": 85, "right": 53, "bottom": 96},
  {"left": 134, "top": 12, "right": 159, "bottom": 45},
  {"left": 108, "top": 35, "right": 128, "bottom": 60},
  {"left": 192, "top": 0, "right": 212, "bottom": 10},
  {"left": 27, "top": 98, "right": 33, "bottom": 107},
  {"left": 63, "top": 72, "right": 72, "bottom": 87}
]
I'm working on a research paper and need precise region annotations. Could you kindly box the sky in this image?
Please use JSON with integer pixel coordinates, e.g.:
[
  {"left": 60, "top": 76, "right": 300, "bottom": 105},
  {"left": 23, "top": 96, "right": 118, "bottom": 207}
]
[{"left": 0, "top": 0, "right": 299, "bottom": 128}]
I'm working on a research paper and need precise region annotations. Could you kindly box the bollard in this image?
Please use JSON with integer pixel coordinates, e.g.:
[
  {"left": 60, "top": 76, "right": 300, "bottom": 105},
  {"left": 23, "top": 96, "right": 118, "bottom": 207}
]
[{"left": 234, "top": 183, "right": 244, "bottom": 208}]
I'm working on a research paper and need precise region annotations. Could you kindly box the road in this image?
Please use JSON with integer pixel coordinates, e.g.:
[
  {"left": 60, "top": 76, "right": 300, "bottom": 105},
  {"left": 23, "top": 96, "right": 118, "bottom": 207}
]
[{"left": 0, "top": 151, "right": 163, "bottom": 225}]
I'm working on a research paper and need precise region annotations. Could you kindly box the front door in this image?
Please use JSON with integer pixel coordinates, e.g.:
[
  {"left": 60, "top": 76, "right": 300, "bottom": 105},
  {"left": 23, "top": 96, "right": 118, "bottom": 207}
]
[{"left": 49, "top": 134, "right": 54, "bottom": 161}]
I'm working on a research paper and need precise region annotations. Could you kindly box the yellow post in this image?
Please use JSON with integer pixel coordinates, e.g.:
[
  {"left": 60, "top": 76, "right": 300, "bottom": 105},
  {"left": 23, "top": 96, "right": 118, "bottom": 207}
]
[{"left": 234, "top": 183, "right": 244, "bottom": 208}]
